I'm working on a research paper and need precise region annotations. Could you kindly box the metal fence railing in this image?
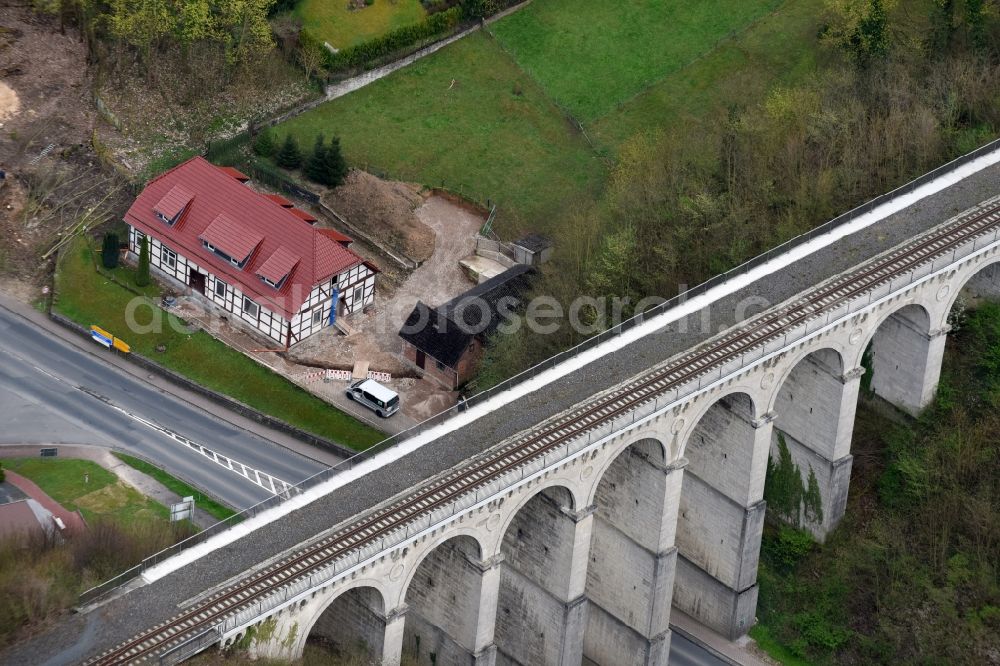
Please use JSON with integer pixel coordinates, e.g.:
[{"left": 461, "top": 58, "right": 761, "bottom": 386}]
[{"left": 78, "top": 138, "right": 1000, "bottom": 611}]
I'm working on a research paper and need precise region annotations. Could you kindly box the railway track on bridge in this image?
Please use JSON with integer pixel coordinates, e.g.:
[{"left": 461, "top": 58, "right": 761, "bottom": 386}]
[{"left": 86, "top": 201, "right": 1000, "bottom": 665}]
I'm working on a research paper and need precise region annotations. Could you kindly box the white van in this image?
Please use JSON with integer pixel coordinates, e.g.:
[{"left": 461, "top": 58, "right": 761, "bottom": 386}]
[{"left": 346, "top": 379, "right": 400, "bottom": 418}]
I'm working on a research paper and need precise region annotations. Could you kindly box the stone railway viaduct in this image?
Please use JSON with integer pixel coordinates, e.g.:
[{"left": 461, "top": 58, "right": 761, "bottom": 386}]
[
  {"left": 218, "top": 197, "right": 1000, "bottom": 666},
  {"left": 4, "top": 149, "right": 999, "bottom": 666}
]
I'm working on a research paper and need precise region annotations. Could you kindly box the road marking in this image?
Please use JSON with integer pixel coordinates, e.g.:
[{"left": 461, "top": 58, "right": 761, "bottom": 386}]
[
  {"left": 76, "top": 386, "right": 296, "bottom": 497},
  {"left": 0, "top": 346, "right": 295, "bottom": 497}
]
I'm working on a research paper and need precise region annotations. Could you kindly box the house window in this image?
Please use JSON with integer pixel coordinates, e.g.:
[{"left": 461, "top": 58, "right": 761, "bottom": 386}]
[
  {"left": 134, "top": 230, "right": 145, "bottom": 249},
  {"left": 435, "top": 359, "right": 446, "bottom": 371},
  {"left": 312, "top": 309, "right": 324, "bottom": 326},
  {"left": 352, "top": 285, "right": 363, "bottom": 304},
  {"left": 162, "top": 248, "right": 177, "bottom": 269},
  {"left": 261, "top": 275, "right": 286, "bottom": 289},
  {"left": 215, "top": 279, "right": 227, "bottom": 299},
  {"left": 243, "top": 296, "right": 259, "bottom": 318}
]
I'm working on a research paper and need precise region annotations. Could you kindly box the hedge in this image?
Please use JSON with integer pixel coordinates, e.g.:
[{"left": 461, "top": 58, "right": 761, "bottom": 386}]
[{"left": 310, "top": 6, "right": 463, "bottom": 73}]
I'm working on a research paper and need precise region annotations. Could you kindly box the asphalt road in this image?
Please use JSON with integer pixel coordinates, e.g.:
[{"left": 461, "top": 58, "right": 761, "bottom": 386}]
[
  {"left": 0, "top": 304, "right": 329, "bottom": 510},
  {"left": 669, "top": 633, "right": 733, "bottom": 666}
]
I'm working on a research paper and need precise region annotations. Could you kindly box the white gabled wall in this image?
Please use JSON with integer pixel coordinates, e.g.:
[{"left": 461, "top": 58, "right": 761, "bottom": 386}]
[
  {"left": 127, "top": 225, "right": 289, "bottom": 345},
  {"left": 290, "top": 262, "right": 376, "bottom": 343},
  {"left": 128, "top": 225, "right": 378, "bottom": 347}
]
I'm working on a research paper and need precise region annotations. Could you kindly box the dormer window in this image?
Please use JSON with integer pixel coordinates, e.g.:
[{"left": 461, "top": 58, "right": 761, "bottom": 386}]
[
  {"left": 198, "top": 213, "right": 262, "bottom": 272},
  {"left": 153, "top": 185, "right": 193, "bottom": 226},
  {"left": 256, "top": 246, "right": 300, "bottom": 291}
]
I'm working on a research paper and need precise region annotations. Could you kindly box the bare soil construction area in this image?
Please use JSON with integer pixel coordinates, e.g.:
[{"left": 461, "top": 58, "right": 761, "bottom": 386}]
[
  {"left": 322, "top": 169, "right": 436, "bottom": 264},
  {"left": 0, "top": 6, "right": 131, "bottom": 301}
]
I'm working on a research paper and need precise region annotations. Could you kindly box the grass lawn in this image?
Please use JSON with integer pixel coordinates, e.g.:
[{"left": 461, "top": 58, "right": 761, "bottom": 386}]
[
  {"left": 589, "top": 0, "right": 824, "bottom": 150},
  {"left": 275, "top": 0, "right": 820, "bottom": 228},
  {"left": 3, "top": 458, "right": 169, "bottom": 525},
  {"left": 490, "top": 0, "right": 784, "bottom": 122},
  {"left": 277, "top": 31, "right": 606, "bottom": 230},
  {"left": 295, "top": 0, "right": 427, "bottom": 50},
  {"left": 113, "top": 453, "right": 237, "bottom": 522},
  {"left": 54, "top": 237, "right": 385, "bottom": 451}
]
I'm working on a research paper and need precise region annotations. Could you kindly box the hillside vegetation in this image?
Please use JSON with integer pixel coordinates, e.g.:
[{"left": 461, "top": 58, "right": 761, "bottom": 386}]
[{"left": 754, "top": 302, "right": 1000, "bottom": 664}]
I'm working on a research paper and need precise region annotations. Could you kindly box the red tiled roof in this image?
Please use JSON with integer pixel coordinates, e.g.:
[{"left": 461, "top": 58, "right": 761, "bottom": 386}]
[
  {"left": 257, "top": 246, "right": 300, "bottom": 284},
  {"left": 288, "top": 207, "right": 317, "bottom": 223},
  {"left": 318, "top": 228, "right": 353, "bottom": 246},
  {"left": 217, "top": 166, "right": 250, "bottom": 182},
  {"left": 125, "top": 157, "right": 364, "bottom": 319},
  {"left": 263, "top": 193, "right": 293, "bottom": 207},
  {"left": 200, "top": 213, "right": 263, "bottom": 262},
  {"left": 153, "top": 184, "right": 194, "bottom": 220}
]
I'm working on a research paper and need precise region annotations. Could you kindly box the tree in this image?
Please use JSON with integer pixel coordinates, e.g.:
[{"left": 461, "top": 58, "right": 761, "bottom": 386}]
[
  {"left": 965, "top": 0, "right": 987, "bottom": 51},
  {"left": 253, "top": 128, "right": 276, "bottom": 158},
  {"left": 803, "top": 466, "right": 825, "bottom": 524},
  {"left": 765, "top": 433, "right": 804, "bottom": 525},
  {"left": 275, "top": 134, "right": 302, "bottom": 169},
  {"left": 136, "top": 236, "right": 151, "bottom": 287},
  {"left": 102, "top": 232, "right": 120, "bottom": 269},
  {"left": 303, "top": 136, "right": 349, "bottom": 187},
  {"left": 304, "top": 134, "right": 327, "bottom": 183},
  {"left": 321, "top": 137, "right": 349, "bottom": 188},
  {"left": 928, "top": 0, "right": 957, "bottom": 54},
  {"left": 823, "top": 0, "right": 896, "bottom": 68}
]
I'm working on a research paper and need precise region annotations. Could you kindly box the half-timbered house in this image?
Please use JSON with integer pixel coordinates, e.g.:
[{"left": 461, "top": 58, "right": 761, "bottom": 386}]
[{"left": 124, "top": 156, "right": 377, "bottom": 347}]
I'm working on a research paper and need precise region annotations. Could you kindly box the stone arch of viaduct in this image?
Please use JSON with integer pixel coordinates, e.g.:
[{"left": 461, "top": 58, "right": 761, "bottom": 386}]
[{"left": 226, "top": 215, "right": 1000, "bottom": 666}]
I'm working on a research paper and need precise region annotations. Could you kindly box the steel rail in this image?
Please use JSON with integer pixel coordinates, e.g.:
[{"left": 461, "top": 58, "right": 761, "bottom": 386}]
[{"left": 86, "top": 201, "right": 1000, "bottom": 665}]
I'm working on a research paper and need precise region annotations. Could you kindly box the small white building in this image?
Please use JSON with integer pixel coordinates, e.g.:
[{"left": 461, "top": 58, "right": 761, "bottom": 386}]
[{"left": 124, "top": 156, "right": 377, "bottom": 347}]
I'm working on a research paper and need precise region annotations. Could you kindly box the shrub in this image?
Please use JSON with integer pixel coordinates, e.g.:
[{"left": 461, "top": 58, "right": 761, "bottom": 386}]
[
  {"left": 0, "top": 462, "right": 5, "bottom": 484},
  {"left": 135, "top": 236, "right": 150, "bottom": 287},
  {"left": 762, "top": 525, "right": 814, "bottom": 573},
  {"left": 101, "top": 232, "right": 119, "bottom": 269},
  {"left": 276, "top": 134, "right": 303, "bottom": 169},
  {"left": 322, "top": 7, "right": 462, "bottom": 72}
]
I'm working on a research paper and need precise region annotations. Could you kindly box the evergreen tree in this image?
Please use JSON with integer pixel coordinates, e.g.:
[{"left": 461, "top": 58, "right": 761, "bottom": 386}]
[
  {"left": 136, "top": 236, "right": 151, "bottom": 287},
  {"left": 928, "top": 0, "right": 956, "bottom": 54},
  {"left": 966, "top": 0, "right": 987, "bottom": 51},
  {"left": 765, "top": 433, "right": 804, "bottom": 524},
  {"left": 275, "top": 134, "right": 302, "bottom": 169},
  {"left": 253, "top": 128, "right": 276, "bottom": 158},
  {"left": 804, "top": 466, "right": 824, "bottom": 524},
  {"left": 102, "top": 232, "right": 119, "bottom": 269},
  {"left": 321, "top": 137, "right": 349, "bottom": 188},
  {"left": 853, "top": 0, "right": 890, "bottom": 67},
  {"left": 304, "top": 133, "right": 327, "bottom": 184}
]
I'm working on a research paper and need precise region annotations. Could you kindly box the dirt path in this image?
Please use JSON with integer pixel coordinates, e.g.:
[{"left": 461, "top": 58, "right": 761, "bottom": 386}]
[{"left": 289, "top": 194, "right": 482, "bottom": 421}]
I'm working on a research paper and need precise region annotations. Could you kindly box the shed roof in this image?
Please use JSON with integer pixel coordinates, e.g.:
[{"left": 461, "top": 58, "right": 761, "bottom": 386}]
[
  {"left": 513, "top": 233, "right": 553, "bottom": 253},
  {"left": 399, "top": 265, "right": 535, "bottom": 369}
]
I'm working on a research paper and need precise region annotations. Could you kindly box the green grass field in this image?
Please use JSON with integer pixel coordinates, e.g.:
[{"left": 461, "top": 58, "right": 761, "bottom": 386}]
[
  {"left": 3, "top": 458, "right": 169, "bottom": 525},
  {"left": 295, "top": 0, "right": 427, "bottom": 50},
  {"left": 277, "top": 31, "right": 607, "bottom": 228},
  {"left": 54, "top": 238, "right": 385, "bottom": 450},
  {"left": 274, "top": 0, "right": 821, "bottom": 230},
  {"left": 490, "top": 0, "right": 783, "bottom": 122},
  {"left": 112, "top": 453, "right": 237, "bottom": 522}
]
